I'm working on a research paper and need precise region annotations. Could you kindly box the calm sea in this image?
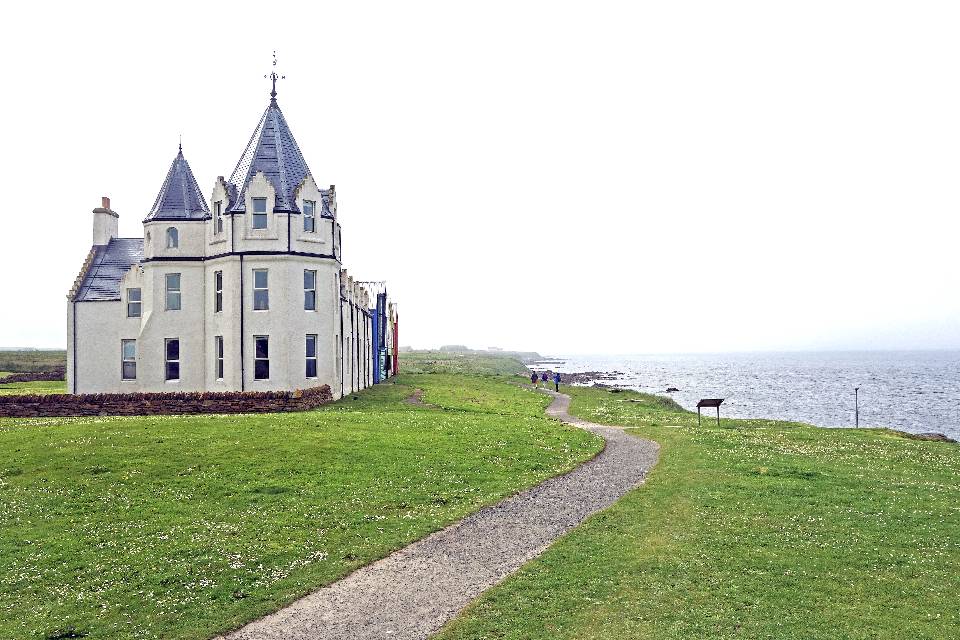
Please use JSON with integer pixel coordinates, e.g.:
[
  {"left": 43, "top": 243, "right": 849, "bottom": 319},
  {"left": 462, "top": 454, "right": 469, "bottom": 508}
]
[{"left": 541, "top": 351, "right": 960, "bottom": 441}]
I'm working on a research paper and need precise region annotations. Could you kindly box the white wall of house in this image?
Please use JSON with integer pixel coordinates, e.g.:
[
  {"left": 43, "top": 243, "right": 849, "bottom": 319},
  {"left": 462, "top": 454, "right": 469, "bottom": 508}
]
[{"left": 69, "top": 167, "right": 375, "bottom": 399}]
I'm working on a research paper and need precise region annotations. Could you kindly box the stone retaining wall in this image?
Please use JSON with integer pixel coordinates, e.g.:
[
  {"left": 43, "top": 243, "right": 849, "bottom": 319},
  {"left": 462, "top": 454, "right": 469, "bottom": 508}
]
[{"left": 0, "top": 385, "right": 333, "bottom": 418}]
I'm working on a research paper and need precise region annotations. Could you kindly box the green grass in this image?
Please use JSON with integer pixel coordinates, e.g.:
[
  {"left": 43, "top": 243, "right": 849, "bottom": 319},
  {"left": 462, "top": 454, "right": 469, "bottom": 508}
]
[
  {"left": 438, "top": 385, "right": 960, "bottom": 640},
  {"left": 0, "top": 372, "right": 602, "bottom": 640},
  {"left": 0, "top": 351, "right": 66, "bottom": 373},
  {"left": 399, "top": 350, "right": 531, "bottom": 376},
  {"left": 0, "top": 379, "right": 66, "bottom": 395}
]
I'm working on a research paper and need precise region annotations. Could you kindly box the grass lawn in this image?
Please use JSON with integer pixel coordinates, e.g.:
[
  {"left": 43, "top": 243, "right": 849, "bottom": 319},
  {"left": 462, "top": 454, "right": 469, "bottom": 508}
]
[
  {"left": 0, "top": 379, "right": 66, "bottom": 395},
  {"left": 0, "top": 372, "right": 602, "bottom": 640},
  {"left": 0, "top": 351, "right": 66, "bottom": 373},
  {"left": 438, "top": 384, "right": 960, "bottom": 640}
]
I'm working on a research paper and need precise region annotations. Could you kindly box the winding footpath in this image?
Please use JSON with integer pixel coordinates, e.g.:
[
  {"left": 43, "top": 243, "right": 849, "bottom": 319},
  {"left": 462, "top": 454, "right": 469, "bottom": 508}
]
[{"left": 219, "top": 389, "right": 659, "bottom": 640}]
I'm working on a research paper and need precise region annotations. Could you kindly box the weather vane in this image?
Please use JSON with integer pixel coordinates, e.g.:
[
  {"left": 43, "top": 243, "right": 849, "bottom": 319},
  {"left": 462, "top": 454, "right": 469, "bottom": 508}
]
[{"left": 265, "top": 50, "right": 285, "bottom": 105}]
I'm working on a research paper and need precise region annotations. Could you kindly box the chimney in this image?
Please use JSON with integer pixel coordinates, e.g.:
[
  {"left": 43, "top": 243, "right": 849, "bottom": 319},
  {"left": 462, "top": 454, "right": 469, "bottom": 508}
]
[{"left": 92, "top": 195, "right": 119, "bottom": 246}]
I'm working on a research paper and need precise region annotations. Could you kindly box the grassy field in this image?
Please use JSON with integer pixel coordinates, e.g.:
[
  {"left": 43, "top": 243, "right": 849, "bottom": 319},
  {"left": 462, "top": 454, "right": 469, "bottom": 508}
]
[
  {"left": 0, "top": 350, "right": 67, "bottom": 395},
  {"left": 398, "top": 350, "right": 531, "bottom": 376},
  {"left": 0, "top": 369, "right": 602, "bottom": 640},
  {"left": 0, "top": 351, "right": 66, "bottom": 373},
  {"left": 0, "top": 379, "right": 66, "bottom": 395},
  {"left": 438, "top": 384, "right": 960, "bottom": 639}
]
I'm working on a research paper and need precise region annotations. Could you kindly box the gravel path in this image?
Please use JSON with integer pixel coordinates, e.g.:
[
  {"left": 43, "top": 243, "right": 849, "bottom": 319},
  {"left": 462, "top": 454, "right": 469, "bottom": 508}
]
[{"left": 218, "top": 389, "right": 659, "bottom": 640}]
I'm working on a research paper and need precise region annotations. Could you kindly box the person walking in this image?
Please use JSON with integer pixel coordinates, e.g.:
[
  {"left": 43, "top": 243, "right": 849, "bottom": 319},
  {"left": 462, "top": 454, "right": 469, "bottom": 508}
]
[
  {"left": 530, "top": 371, "right": 539, "bottom": 388},
  {"left": 541, "top": 372, "right": 548, "bottom": 386},
  {"left": 553, "top": 371, "right": 561, "bottom": 392}
]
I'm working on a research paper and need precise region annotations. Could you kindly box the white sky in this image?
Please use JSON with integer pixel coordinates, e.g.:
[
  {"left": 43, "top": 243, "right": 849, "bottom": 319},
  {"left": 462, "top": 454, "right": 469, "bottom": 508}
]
[{"left": 1, "top": 1, "right": 958, "bottom": 355}]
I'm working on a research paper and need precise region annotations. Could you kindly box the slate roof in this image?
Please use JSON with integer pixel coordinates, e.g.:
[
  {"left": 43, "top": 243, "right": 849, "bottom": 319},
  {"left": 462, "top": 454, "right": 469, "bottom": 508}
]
[
  {"left": 227, "top": 101, "right": 312, "bottom": 213},
  {"left": 144, "top": 149, "right": 210, "bottom": 221},
  {"left": 74, "top": 238, "right": 144, "bottom": 302}
]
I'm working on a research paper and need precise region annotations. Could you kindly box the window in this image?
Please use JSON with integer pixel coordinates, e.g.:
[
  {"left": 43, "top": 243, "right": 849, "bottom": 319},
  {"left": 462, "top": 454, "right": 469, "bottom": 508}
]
[
  {"left": 306, "top": 334, "right": 317, "bottom": 378},
  {"left": 304, "top": 269, "right": 316, "bottom": 311},
  {"left": 252, "top": 198, "right": 267, "bottom": 229},
  {"left": 121, "top": 339, "right": 136, "bottom": 380},
  {"left": 253, "top": 269, "right": 269, "bottom": 310},
  {"left": 215, "top": 335, "right": 224, "bottom": 380},
  {"left": 166, "top": 227, "right": 179, "bottom": 248},
  {"left": 214, "top": 201, "right": 223, "bottom": 234},
  {"left": 254, "top": 336, "right": 269, "bottom": 380},
  {"left": 214, "top": 271, "right": 223, "bottom": 313},
  {"left": 165, "top": 338, "right": 180, "bottom": 381},
  {"left": 303, "top": 200, "right": 316, "bottom": 232},
  {"left": 126, "top": 288, "right": 141, "bottom": 318},
  {"left": 165, "top": 273, "right": 181, "bottom": 310}
]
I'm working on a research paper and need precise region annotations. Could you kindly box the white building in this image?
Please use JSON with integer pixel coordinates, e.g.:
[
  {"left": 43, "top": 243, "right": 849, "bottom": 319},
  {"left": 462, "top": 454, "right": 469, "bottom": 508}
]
[{"left": 67, "top": 83, "right": 392, "bottom": 398}]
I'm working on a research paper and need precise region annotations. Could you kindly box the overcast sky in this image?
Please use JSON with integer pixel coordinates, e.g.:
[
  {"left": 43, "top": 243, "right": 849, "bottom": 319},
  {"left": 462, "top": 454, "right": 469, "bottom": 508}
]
[{"left": 1, "top": 1, "right": 958, "bottom": 354}]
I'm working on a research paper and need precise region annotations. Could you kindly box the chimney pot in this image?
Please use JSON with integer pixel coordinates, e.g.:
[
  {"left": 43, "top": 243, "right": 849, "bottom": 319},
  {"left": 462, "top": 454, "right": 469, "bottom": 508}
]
[{"left": 101, "top": 196, "right": 111, "bottom": 210}]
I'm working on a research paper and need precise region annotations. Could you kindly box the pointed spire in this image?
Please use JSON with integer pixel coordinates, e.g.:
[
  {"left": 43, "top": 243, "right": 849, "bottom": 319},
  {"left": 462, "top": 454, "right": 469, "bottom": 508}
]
[
  {"left": 226, "top": 98, "right": 312, "bottom": 214},
  {"left": 144, "top": 146, "right": 210, "bottom": 221}
]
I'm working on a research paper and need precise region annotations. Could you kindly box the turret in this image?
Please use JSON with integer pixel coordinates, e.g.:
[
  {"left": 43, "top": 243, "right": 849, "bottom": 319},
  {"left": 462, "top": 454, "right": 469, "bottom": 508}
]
[
  {"left": 92, "top": 196, "right": 119, "bottom": 246},
  {"left": 142, "top": 147, "right": 210, "bottom": 259}
]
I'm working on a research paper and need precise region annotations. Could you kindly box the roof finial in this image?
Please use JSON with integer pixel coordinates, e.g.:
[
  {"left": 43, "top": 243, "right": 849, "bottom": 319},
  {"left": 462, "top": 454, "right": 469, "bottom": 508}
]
[
  {"left": 265, "top": 50, "right": 285, "bottom": 106},
  {"left": 178, "top": 133, "right": 182, "bottom": 153}
]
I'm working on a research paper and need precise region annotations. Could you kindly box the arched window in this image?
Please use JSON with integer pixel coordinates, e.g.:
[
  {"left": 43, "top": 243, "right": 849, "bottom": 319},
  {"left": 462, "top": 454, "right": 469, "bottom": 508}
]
[{"left": 166, "top": 227, "right": 179, "bottom": 248}]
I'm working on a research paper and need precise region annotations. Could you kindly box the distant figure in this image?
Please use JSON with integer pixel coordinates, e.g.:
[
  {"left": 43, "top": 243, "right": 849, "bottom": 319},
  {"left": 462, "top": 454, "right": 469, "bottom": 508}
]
[
  {"left": 530, "top": 372, "right": 539, "bottom": 388},
  {"left": 541, "top": 372, "right": 548, "bottom": 386},
  {"left": 553, "top": 372, "right": 561, "bottom": 392}
]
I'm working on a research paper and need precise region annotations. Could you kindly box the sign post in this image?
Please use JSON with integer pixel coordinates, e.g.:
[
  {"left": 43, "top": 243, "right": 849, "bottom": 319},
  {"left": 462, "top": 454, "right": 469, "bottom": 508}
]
[{"left": 696, "top": 398, "right": 725, "bottom": 427}]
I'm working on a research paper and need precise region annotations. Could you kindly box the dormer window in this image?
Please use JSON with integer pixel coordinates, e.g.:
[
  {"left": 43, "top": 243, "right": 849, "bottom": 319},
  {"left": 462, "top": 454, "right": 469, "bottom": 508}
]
[
  {"left": 252, "top": 198, "right": 267, "bottom": 229},
  {"left": 214, "top": 201, "right": 223, "bottom": 234},
  {"left": 303, "top": 200, "right": 316, "bottom": 233},
  {"left": 166, "top": 227, "right": 179, "bottom": 248}
]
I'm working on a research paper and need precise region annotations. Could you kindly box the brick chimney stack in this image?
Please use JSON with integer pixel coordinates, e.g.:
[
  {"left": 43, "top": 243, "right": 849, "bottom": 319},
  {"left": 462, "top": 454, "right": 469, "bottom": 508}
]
[{"left": 92, "top": 195, "right": 119, "bottom": 246}]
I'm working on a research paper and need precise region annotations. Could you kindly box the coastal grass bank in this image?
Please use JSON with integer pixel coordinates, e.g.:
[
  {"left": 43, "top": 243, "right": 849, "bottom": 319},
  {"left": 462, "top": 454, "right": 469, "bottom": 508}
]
[
  {"left": 0, "top": 359, "right": 601, "bottom": 640},
  {"left": 2, "top": 350, "right": 957, "bottom": 639},
  {"left": 439, "top": 383, "right": 960, "bottom": 639}
]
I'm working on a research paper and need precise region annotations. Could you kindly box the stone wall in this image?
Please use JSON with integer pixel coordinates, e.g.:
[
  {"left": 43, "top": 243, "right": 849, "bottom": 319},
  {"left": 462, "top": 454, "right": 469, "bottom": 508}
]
[
  {"left": 0, "top": 385, "right": 332, "bottom": 418},
  {"left": 0, "top": 367, "right": 66, "bottom": 384}
]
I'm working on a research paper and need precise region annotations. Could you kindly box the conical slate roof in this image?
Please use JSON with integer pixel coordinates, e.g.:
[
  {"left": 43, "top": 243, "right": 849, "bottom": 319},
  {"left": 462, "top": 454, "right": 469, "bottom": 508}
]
[
  {"left": 226, "top": 101, "right": 312, "bottom": 213},
  {"left": 145, "top": 148, "right": 210, "bottom": 221}
]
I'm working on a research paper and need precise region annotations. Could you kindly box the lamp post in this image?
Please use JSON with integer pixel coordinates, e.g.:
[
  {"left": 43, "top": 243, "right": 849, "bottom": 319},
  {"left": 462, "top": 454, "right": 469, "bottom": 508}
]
[{"left": 854, "top": 386, "right": 860, "bottom": 428}]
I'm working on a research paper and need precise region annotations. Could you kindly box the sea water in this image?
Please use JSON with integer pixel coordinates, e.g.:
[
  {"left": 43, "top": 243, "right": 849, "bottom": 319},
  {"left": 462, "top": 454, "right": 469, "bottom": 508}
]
[{"left": 542, "top": 351, "right": 960, "bottom": 440}]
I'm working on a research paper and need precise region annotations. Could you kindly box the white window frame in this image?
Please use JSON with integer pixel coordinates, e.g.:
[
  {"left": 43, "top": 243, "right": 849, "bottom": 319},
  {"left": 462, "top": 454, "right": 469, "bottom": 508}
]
[
  {"left": 165, "top": 338, "right": 180, "bottom": 381},
  {"left": 306, "top": 334, "right": 318, "bottom": 378},
  {"left": 126, "top": 287, "right": 141, "bottom": 318},
  {"left": 121, "top": 339, "right": 136, "bottom": 380},
  {"left": 303, "top": 200, "right": 316, "bottom": 233},
  {"left": 253, "top": 269, "right": 269, "bottom": 311},
  {"left": 252, "top": 198, "right": 268, "bottom": 230},
  {"left": 214, "top": 271, "right": 223, "bottom": 313},
  {"left": 215, "top": 335, "right": 224, "bottom": 381},
  {"left": 214, "top": 200, "right": 223, "bottom": 234},
  {"left": 304, "top": 269, "right": 317, "bottom": 311},
  {"left": 165, "top": 273, "right": 181, "bottom": 311},
  {"left": 166, "top": 227, "right": 179, "bottom": 248},
  {"left": 254, "top": 335, "right": 270, "bottom": 380}
]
